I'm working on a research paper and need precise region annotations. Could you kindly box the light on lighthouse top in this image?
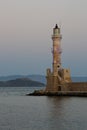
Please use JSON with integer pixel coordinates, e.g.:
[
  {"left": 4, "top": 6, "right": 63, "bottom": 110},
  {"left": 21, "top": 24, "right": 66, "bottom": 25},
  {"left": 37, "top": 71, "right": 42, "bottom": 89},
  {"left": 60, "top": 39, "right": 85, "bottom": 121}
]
[
  {"left": 52, "top": 24, "right": 62, "bottom": 39},
  {"left": 53, "top": 24, "right": 60, "bottom": 35}
]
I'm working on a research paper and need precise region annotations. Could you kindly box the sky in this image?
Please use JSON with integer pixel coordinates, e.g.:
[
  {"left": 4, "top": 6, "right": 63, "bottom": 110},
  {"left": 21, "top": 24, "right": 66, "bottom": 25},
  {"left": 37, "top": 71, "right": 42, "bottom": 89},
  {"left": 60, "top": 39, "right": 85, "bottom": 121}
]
[{"left": 0, "top": 0, "right": 87, "bottom": 76}]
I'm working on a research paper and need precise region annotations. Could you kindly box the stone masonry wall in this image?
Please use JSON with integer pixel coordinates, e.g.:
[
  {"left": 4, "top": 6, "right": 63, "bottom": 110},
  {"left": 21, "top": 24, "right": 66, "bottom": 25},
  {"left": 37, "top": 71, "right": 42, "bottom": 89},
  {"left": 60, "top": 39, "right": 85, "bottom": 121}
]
[{"left": 67, "top": 82, "right": 87, "bottom": 91}]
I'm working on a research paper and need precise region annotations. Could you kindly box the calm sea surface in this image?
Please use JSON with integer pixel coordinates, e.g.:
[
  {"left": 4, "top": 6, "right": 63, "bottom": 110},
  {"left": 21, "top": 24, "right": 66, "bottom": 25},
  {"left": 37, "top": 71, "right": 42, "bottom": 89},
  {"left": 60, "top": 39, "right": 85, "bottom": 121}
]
[{"left": 0, "top": 87, "right": 87, "bottom": 130}]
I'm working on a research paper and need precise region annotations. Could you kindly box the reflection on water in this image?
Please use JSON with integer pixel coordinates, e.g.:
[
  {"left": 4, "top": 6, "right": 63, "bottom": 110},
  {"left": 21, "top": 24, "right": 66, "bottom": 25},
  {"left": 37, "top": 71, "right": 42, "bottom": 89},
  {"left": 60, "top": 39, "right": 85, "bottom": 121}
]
[{"left": 0, "top": 87, "right": 87, "bottom": 130}]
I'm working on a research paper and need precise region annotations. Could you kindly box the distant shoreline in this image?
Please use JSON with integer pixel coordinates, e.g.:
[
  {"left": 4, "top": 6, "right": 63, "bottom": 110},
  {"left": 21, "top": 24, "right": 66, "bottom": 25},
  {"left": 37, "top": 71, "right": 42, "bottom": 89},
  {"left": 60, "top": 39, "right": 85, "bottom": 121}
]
[{"left": 0, "top": 78, "right": 45, "bottom": 87}]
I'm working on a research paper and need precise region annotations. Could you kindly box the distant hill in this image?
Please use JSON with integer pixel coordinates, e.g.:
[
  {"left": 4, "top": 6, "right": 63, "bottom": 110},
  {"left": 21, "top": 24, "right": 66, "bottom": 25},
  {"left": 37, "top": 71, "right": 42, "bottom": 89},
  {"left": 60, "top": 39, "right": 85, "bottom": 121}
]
[
  {"left": 0, "top": 75, "right": 87, "bottom": 84},
  {"left": 0, "top": 75, "right": 46, "bottom": 84},
  {"left": 0, "top": 78, "right": 45, "bottom": 87}
]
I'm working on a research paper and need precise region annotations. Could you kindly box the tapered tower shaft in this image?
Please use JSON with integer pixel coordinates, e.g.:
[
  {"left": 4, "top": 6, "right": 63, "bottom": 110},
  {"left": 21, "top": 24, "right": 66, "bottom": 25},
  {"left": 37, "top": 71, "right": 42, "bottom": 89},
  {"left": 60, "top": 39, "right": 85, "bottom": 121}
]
[{"left": 52, "top": 24, "right": 62, "bottom": 76}]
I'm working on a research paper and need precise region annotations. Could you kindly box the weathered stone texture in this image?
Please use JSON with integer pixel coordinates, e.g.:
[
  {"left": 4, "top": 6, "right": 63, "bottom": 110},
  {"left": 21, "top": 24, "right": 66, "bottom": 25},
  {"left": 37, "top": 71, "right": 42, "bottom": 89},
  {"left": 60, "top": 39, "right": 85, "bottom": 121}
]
[{"left": 68, "top": 82, "right": 87, "bottom": 91}]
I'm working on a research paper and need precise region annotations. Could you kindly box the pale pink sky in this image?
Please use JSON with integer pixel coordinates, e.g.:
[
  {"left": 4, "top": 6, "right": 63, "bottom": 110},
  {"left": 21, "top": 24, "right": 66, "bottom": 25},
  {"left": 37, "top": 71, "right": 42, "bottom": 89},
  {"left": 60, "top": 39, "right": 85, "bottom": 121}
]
[{"left": 0, "top": 0, "right": 87, "bottom": 76}]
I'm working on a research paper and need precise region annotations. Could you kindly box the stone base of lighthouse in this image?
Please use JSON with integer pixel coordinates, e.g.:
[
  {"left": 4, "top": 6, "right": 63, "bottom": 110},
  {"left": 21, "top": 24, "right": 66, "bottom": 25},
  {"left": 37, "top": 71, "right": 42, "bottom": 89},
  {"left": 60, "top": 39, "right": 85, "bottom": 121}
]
[{"left": 45, "top": 68, "right": 72, "bottom": 92}]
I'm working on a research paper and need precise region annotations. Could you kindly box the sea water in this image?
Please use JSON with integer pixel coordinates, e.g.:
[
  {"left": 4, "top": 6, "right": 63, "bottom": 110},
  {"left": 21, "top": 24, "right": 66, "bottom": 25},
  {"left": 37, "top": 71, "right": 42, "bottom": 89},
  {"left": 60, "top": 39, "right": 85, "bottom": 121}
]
[{"left": 0, "top": 87, "right": 87, "bottom": 130}]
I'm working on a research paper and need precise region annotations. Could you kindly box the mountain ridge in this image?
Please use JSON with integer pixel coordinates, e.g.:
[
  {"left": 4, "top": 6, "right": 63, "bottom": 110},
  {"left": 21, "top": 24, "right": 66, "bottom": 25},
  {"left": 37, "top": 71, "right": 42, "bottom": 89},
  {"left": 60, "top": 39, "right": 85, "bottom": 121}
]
[
  {"left": 0, "top": 77, "right": 45, "bottom": 87},
  {"left": 0, "top": 75, "right": 46, "bottom": 84}
]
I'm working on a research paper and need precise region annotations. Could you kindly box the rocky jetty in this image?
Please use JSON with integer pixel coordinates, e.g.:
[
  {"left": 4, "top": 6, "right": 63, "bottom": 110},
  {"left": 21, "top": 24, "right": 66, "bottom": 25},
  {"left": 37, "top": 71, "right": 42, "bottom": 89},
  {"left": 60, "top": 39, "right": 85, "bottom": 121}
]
[{"left": 27, "top": 90, "right": 87, "bottom": 97}]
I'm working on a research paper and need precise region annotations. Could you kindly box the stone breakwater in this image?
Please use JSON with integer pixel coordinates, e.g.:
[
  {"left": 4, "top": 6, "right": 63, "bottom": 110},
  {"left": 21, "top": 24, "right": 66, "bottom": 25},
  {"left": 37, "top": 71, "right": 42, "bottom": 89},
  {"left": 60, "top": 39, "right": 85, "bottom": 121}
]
[{"left": 27, "top": 90, "right": 87, "bottom": 97}]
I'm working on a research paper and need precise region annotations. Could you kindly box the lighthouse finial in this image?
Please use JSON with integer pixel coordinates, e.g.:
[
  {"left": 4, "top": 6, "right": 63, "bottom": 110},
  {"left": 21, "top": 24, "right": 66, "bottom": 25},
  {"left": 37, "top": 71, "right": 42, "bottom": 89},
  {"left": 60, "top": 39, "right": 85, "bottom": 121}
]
[{"left": 55, "top": 24, "right": 58, "bottom": 29}]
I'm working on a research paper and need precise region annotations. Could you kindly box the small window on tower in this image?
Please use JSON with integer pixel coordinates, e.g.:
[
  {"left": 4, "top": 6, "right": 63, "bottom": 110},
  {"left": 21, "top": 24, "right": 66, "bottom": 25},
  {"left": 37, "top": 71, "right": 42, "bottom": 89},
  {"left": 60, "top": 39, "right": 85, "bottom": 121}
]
[{"left": 58, "top": 65, "right": 60, "bottom": 68}]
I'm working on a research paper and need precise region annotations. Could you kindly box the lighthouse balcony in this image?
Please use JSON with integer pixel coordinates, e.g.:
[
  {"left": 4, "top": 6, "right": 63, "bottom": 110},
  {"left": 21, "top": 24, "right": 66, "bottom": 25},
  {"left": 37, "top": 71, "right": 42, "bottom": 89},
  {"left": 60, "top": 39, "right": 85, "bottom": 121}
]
[{"left": 52, "top": 34, "right": 62, "bottom": 39}]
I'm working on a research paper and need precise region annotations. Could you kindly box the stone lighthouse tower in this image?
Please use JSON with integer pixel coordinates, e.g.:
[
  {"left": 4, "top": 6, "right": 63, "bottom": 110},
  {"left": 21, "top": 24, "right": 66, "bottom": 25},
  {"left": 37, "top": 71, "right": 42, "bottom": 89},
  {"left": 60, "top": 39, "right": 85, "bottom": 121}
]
[
  {"left": 46, "top": 24, "right": 71, "bottom": 92},
  {"left": 52, "top": 24, "right": 62, "bottom": 76}
]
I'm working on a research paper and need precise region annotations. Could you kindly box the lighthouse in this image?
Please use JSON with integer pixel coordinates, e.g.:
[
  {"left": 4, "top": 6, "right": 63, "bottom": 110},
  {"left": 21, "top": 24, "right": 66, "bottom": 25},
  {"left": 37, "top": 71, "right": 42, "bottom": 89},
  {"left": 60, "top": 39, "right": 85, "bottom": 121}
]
[
  {"left": 52, "top": 24, "right": 62, "bottom": 76},
  {"left": 29, "top": 24, "right": 87, "bottom": 96},
  {"left": 46, "top": 24, "right": 71, "bottom": 92}
]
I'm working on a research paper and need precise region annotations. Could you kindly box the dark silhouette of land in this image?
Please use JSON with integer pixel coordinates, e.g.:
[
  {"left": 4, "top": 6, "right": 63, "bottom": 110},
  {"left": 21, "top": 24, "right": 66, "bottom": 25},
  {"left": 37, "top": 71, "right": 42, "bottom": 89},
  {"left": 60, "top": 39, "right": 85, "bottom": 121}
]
[
  {"left": 0, "top": 75, "right": 46, "bottom": 83},
  {"left": 0, "top": 78, "right": 45, "bottom": 87}
]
